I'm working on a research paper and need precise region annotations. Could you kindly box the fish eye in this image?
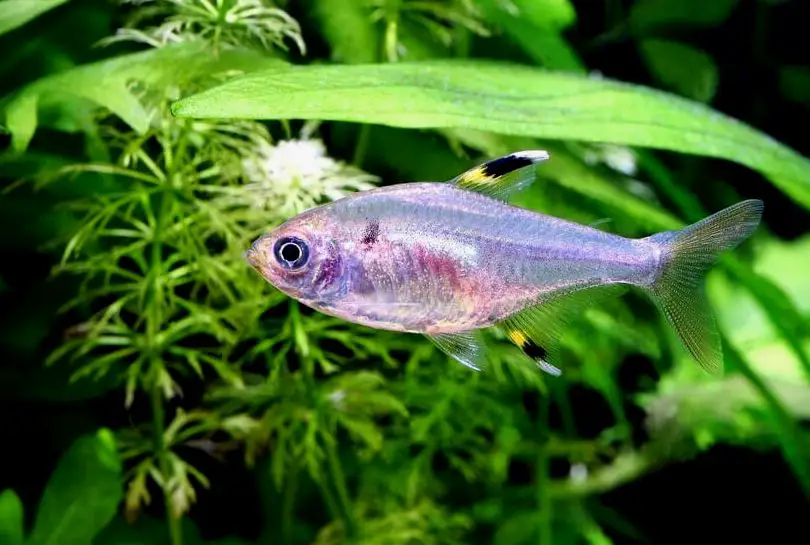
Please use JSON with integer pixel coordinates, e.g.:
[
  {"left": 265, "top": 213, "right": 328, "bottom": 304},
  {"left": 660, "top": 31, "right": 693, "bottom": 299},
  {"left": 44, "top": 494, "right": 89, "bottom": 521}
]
[{"left": 273, "top": 236, "right": 310, "bottom": 270}]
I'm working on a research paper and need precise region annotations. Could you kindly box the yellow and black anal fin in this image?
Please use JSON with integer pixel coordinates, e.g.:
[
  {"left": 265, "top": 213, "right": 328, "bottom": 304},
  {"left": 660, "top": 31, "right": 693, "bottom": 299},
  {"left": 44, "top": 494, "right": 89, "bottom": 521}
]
[
  {"left": 499, "top": 284, "right": 629, "bottom": 376},
  {"left": 448, "top": 150, "right": 550, "bottom": 201},
  {"left": 504, "top": 327, "right": 562, "bottom": 376}
]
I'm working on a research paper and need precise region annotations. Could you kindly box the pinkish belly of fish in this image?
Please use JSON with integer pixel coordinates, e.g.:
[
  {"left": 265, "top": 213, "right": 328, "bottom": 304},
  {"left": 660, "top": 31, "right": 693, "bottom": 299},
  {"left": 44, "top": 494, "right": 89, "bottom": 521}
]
[{"left": 317, "top": 268, "right": 530, "bottom": 335}]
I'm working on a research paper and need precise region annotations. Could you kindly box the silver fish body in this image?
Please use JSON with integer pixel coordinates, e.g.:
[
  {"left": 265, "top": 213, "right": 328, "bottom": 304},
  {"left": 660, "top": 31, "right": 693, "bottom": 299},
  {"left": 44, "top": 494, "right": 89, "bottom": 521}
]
[
  {"left": 247, "top": 150, "right": 763, "bottom": 376},
  {"left": 294, "top": 183, "right": 656, "bottom": 333}
]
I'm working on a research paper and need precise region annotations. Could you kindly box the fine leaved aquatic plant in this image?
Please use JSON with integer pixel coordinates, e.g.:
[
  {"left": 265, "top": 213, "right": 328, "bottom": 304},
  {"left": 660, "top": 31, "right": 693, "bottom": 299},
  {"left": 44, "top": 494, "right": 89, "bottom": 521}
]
[
  {"left": 2, "top": 0, "right": 810, "bottom": 544},
  {"left": 7, "top": 1, "right": 384, "bottom": 541}
]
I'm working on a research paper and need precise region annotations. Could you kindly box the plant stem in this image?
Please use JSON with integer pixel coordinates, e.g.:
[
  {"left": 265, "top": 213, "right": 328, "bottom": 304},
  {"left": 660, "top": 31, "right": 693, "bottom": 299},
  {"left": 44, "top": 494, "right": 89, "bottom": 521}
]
[
  {"left": 281, "top": 461, "right": 299, "bottom": 545},
  {"left": 146, "top": 122, "right": 187, "bottom": 545},
  {"left": 290, "top": 302, "right": 357, "bottom": 539},
  {"left": 150, "top": 379, "right": 183, "bottom": 545},
  {"left": 316, "top": 467, "right": 343, "bottom": 523},
  {"left": 352, "top": 125, "right": 371, "bottom": 169},
  {"left": 324, "top": 436, "right": 356, "bottom": 539}
]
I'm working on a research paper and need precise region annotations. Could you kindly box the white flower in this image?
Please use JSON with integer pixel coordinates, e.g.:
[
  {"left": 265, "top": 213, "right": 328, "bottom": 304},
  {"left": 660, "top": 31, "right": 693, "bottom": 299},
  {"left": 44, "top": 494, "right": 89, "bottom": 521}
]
[
  {"left": 241, "top": 138, "right": 379, "bottom": 216},
  {"left": 582, "top": 144, "right": 638, "bottom": 176},
  {"left": 602, "top": 145, "right": 638, "bottom": 176}
]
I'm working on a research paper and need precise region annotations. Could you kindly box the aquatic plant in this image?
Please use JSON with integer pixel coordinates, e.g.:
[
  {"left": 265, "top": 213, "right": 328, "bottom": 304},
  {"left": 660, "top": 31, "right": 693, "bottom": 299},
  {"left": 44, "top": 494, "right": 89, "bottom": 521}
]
[{"left": 1, "top": 0, "right": 809, "bottom": 544}]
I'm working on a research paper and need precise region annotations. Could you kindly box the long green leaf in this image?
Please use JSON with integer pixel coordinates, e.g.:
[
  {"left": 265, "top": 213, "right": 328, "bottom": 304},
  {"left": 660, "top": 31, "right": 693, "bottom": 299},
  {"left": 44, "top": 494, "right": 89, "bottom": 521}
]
[
  {"left": 2, "top": 42, "right": 285, "bottom": 152},
  {"left": 476, "top": 0, "right": 585, "bottom": 72},
  {"left": 639, "top": 39, "right": 718, "bottom": 102},
  {"left": 27, "top": 429, "right": 123, "bottom": 545},
  {"left": 171, "top": 60, "right": 810, "bottom": 210},
  {"left": 0, "top": 489, "right": 24, "bottom": 545},
  {"left": 0, "top": 0, "right": 69, "bottom": 37}
]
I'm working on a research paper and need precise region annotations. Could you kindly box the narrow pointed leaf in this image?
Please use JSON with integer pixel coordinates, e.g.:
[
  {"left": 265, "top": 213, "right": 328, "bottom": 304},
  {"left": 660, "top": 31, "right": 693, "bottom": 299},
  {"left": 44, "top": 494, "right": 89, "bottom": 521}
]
[
  {"left": 310, "top": 0, "right": 380, "bottom": 64},
  {"left": 0, "top": 0, "right": 69, "bottom": 37},
  {"left": 639, "top": 39, "right": 718, "bottom": 102},
  {"left": 171, "top": 60, "right": 810, "bottom": 210},
  {"left": 0, "top": 489, "right": 24, "bottom": 545},
  {"left": 476, "top": 0, "right": 584, "bottom": 72}
]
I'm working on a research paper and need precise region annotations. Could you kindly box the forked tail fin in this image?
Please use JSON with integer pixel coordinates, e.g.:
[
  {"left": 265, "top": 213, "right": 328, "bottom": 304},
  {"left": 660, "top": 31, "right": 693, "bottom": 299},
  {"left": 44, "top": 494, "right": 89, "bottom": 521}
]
[{"left": 644, "top": 199, "right": 764, "bottom": 375}]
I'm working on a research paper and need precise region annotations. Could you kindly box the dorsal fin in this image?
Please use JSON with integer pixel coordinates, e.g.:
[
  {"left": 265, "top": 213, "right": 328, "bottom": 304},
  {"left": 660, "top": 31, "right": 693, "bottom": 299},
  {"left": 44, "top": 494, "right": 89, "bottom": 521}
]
[{"left": 448, "top": 150, "right": 550, "bottom": 201}]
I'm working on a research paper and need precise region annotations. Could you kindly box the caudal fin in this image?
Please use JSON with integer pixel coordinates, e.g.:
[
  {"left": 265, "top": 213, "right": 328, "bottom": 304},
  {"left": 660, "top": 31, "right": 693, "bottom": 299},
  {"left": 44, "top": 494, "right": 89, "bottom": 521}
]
[{"left": 645, "top": 199, "right": 764, "bottom": 375}]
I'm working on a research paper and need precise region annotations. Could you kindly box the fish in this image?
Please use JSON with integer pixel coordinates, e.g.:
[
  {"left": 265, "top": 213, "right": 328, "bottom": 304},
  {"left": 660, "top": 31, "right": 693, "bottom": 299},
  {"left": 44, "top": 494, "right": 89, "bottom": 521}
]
[{"left": 245, "top": 150, "right": 763, "bottom": 376}]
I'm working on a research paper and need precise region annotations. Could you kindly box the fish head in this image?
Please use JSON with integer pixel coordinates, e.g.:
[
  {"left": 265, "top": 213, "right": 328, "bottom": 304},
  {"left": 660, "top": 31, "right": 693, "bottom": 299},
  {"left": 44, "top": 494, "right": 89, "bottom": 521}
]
[{"left": 246, "top": 209, "right": 346, "bottom": 305}]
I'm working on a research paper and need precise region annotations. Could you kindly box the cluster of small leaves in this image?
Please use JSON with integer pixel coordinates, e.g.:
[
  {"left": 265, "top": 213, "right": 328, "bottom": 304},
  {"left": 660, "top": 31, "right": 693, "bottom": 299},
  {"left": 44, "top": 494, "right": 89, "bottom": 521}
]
[
  {"left": 102, "top": 0, "right": 306, "bottom": 53},
  {"left": 41, "top": 84, "right": 270, "bottom": 400}
]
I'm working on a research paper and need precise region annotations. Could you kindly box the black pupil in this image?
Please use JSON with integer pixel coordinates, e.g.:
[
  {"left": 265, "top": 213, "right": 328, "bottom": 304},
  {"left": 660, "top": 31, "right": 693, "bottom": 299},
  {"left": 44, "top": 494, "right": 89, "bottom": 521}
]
[{"left": 280, "top": 242, "right": 301, "bottom": 263}]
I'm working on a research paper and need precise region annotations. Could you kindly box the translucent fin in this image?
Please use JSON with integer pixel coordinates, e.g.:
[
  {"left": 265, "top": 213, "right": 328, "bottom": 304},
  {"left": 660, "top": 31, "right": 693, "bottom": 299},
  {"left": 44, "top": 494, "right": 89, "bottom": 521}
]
[
  {"left": 644, "top": 199, "right": 764, "bottom": 375},
  {"left": 589, "top": 218, "right": 613, "bottom": 228},
  {"left": 502, "top": 326, "right": 562, "bottom": 376},
  {"left": 498, "top": 285, "right": 628, "bottom": 375},
  {"left": 448, "top": 150, "right": 550, "bottom": 201},
  {"left": 425, "top": 330, "right": 491, "bottom": 371}
]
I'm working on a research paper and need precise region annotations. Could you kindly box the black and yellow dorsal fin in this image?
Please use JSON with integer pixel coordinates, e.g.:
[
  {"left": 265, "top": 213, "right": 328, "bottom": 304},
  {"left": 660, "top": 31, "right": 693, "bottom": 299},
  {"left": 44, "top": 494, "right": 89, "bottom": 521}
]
[{"left": 449, "top": 150, "right": 550, "bottom": 201}]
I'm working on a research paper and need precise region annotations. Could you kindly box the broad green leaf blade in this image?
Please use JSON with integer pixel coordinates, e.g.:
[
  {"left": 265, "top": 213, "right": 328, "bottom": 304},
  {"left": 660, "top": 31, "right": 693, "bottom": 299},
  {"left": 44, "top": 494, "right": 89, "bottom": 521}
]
[
  {"left": 2, "top": 42, "right": 286, "bottom": 152},
  {"left": 27, "top": 428, "right": 123, "bottom": 545},
  {"left": 171, "top": 60, "right": 810, "bottom": 211},
  {"left": 0, "top": 489, "right": 24, "bottom": 545},
  {"left": 639, "top": 39, "right": 718, "bottom": 102},
  {"left": 0, "top": 0, "right": 69, "bottom": 37}
]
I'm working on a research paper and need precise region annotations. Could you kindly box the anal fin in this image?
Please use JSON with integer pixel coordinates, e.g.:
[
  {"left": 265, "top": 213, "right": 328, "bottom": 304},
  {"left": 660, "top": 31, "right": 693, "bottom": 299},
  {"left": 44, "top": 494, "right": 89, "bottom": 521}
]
[
  {"left": 503, "top": 327, "right": 562, "bottom": 376},
  {"left": 499, "top": 284, "right": 628, "bottom": 375},
  {"left": 425, "top": 330, "right": 491, "bottom": 372}
]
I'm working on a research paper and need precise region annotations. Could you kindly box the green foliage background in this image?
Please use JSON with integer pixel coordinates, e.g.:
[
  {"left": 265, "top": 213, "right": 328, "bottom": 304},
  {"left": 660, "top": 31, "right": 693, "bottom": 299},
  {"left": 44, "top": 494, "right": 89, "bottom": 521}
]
[{"left": 1, "top": 1, "right": 810, "bottom": 544}]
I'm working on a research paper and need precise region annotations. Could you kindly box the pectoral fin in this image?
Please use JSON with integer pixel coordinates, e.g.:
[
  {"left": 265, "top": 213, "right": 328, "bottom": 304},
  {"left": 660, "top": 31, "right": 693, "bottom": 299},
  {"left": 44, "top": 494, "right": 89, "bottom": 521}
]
[
  {"left": 448, "top": 150, "right": 550, "bottom": 201},
  {"left": 425, "top": 330, "right": 492, "bottom": 371}
]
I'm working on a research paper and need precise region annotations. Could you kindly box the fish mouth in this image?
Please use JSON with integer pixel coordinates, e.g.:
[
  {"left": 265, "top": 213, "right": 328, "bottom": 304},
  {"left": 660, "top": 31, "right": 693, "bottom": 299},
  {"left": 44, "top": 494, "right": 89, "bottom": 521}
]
[{"left": 244, "top": 245, "right": 261, "bottom": 269}]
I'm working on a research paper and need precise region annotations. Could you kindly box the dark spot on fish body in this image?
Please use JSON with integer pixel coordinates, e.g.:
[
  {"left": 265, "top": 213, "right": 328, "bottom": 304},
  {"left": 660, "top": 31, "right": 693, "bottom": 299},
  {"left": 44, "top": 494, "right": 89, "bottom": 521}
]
[
  {"left": 481, "top": 154, "right": 535, "bottom": 179},
  {"left": 361, "top": 218, "right": 380, "bottom": 246}
]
